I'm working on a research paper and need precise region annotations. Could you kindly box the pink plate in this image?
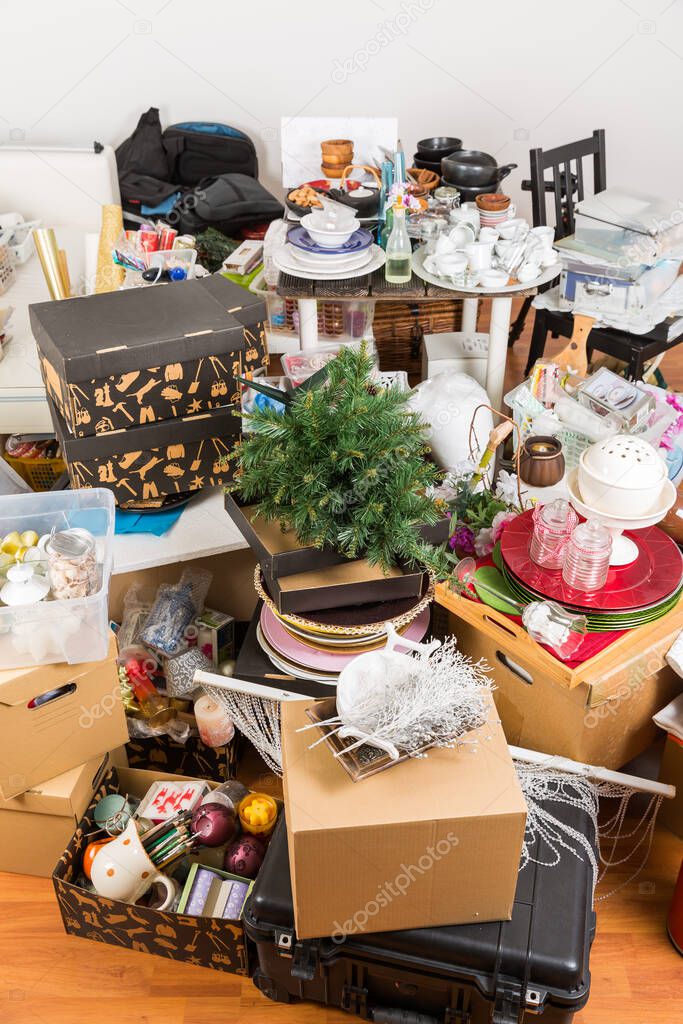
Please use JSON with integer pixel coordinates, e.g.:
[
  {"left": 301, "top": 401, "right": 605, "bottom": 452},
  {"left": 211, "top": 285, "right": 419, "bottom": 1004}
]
[
  {"left": 500, "top": 509, "right": 683, "bottom": 611},
  {"left": 260, "top": 604, "right": 430, "bottom": 672}
]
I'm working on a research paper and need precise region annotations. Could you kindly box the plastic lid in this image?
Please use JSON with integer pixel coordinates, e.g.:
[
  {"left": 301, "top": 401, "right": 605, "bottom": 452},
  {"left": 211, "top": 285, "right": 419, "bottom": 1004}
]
[
  {"left": 582, "top": 436, "right": 666, "bottom": 488},
  {"left": 46, "top": 528, "right": 94, "bottom": 559},
  {"left": 570, "top": 517, "right": 612, "bottom": 553},
  {"left": 6, "top": 563, "right": 34, "bottom": 583}
]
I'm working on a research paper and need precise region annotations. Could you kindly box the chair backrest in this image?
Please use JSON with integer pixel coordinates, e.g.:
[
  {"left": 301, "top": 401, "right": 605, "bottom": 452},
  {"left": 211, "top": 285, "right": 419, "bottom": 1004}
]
[{"left": 528, "top": 129, "right": 606, "bottom": 238}]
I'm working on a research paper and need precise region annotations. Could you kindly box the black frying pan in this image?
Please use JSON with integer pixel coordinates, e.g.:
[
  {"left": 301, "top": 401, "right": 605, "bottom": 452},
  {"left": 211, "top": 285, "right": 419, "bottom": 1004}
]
[{"left": 441, "top": 150, "right": 517, "bottom": 188}]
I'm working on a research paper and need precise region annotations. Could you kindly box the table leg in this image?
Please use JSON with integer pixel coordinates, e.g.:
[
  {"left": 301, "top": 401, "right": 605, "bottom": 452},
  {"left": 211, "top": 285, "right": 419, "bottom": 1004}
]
[
  {"left": 462, "top": 297, "right": 478, "bottom": 336},
  {"left": 297, "top": 299, "right": 319, "bottom": 350},
  {"left": 486, "top": 296, "right": 513, "bottom": 411}
]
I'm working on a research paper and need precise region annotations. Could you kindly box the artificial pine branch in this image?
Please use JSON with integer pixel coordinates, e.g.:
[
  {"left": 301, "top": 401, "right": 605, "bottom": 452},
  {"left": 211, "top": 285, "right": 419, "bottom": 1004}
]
[{"left": 229, "top": 344, "right": 452, "bottom": 577}]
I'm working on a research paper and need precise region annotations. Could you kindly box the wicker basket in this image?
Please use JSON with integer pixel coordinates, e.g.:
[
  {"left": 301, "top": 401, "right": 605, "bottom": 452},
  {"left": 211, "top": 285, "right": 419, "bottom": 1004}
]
[
  {"left": 4, "top": 453, "right": 66, "bottom": 491},
  {"left": 372, "top": 300, "right": 465, "bottom": 377}
]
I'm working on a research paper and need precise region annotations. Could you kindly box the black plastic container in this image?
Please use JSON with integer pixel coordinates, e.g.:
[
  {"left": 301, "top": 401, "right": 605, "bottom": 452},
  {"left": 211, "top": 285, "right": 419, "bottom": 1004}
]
[{"left": 244, "top": 809, "right": 597, "bottom": 1022}]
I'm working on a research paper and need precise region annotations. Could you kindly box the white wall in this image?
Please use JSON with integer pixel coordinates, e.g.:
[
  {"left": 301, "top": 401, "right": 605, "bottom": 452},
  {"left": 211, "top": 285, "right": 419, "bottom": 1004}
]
[{"left": 3, "top": 0, "right": 682, "bottom": 219}]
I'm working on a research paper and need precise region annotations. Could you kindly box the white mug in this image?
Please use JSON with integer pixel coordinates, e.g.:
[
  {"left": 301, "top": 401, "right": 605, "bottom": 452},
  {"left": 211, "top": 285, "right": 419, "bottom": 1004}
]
[
  {"left": 450, "top": 204, "right": 480, "bottom": 232},
  {"left": 425, "top": 252, "right": 467, "bottom": 279},
  {"left": 464, "top": 241, "right": 494, "bottom": 272},
  {"left": 90, "top": 819, "right": 176, "bottom": 909},
  {"left": 517, "top": 260, "right": 541, "bottom": 283},
  {"left": 478, "top": 227, "right": 500, "bottom": 243},
  {"left": 448, "top": 223, "right": 476, "bottom": 248}
]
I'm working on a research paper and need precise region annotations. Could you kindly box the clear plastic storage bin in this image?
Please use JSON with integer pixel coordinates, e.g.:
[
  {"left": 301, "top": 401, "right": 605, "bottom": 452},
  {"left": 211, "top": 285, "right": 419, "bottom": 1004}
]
[{"left": 0, "top": 489, "right": 114, "bottom": 668}]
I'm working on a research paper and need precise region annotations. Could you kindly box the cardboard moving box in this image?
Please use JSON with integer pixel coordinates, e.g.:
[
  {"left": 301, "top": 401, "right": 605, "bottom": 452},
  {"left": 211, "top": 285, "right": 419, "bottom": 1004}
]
[
  {"left": 282, "top": 696, "right": 527, "bottom": 939},
  {"left": 659, "top": 734, "right": 683, "bottom": 838},
  {"left": 437, "top": 585, "right": 683, "bottom": 768},
  {"left": 30, "top": 274, "right": 267, "bottom": 437},
  {"left": 0, "top": 634, "right": 126, "bottom": 799},
  {"left": 0, "top": 754, "right": 110, "bottom": 876}
]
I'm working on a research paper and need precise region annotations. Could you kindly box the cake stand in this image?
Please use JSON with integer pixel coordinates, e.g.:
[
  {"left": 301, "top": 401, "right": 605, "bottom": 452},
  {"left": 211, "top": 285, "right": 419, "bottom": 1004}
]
[{"left": 566, "top": 468, "right": 677, "bottom": 566}]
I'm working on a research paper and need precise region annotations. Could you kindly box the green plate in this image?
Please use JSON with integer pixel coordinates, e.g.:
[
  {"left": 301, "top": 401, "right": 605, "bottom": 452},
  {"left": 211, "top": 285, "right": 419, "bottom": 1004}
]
[{"left": 473, "top": 566, "right": 521, "bottom": 617}]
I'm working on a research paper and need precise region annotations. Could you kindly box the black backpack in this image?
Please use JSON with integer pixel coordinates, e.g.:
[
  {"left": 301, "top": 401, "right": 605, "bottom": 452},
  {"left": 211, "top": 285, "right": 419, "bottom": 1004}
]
[{"left": 115, "top": 108, "right": 279, "bottom": 230}]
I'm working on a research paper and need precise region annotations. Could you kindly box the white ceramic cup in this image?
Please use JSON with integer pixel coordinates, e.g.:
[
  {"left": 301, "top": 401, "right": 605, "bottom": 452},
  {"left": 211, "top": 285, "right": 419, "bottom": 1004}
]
[
  {"left": 425, "top": 252, "right": 467, "bottom": 279},
  {"left": 465, "top": 241, "right": 494, "bottom": 272},
  {"left": 517, "top": 260, "right": 541, "bottom": 283},
  {"left": 478, "top": 227, "right": 500, "bottom": 243},
  {"left": 90, "top": 819, "right": 176, "bottom": 909},
  {"left": 448, "top": 222, "right": 476, "bottom": 248},
  {"left": 450, "top": 204, "right": 480, "bottom": 232},
  {"left": 529, "top": 225, "right": 555, "bottom": 253},
  {"left": 498, "top": 218, "right": 529, "bottom": 241}
]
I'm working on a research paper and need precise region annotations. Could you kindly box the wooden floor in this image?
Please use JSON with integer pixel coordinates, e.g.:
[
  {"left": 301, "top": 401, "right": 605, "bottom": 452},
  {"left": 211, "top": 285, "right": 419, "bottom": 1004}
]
[{"left": 2, "top": 304, "right": 683, "bottom": 1023}]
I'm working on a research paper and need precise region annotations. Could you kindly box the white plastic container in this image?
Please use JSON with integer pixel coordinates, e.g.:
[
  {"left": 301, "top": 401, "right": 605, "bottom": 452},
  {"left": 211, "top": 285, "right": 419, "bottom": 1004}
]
[{"left": 0, "top": 489, "right": 114, "bottom": 668}]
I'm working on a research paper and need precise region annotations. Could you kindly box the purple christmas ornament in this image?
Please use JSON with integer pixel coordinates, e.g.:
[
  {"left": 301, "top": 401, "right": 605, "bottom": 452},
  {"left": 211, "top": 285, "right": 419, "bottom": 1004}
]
[
  {"left": 190, "top": 801, "right": 238, "bottom": 847},
  {"left": 224, "top": 835, "right": 266, "bottom": 879}
]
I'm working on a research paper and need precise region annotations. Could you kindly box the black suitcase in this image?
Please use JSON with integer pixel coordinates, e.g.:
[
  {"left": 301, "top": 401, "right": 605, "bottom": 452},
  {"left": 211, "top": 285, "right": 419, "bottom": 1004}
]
[{"left": 244, "top": 806, "right": 597, "bottom": 1024}]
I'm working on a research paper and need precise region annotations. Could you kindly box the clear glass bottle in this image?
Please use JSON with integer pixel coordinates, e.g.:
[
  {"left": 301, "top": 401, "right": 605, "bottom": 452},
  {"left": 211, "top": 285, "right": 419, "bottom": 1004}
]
[
  {"left": 562, "top": 518, "right": 612, "bottom": 592},
  {"left": 384, "top": 197, "right": 412, "bottom": 283}
]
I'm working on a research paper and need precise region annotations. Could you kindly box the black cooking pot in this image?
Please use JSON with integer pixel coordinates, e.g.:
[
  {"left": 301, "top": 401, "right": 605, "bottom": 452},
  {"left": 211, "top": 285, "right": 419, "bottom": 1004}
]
[
  {"left": 441, "top": 150, "right": 517, "bottom": 188},
  {"left": 327, "top": 185, "right": 380, "bottom": 218},
  {"left": 416, "top": 136, "right": 462, "bottom": 161},
  {"left": 413, "top": 153, "right": 442, "bottom": 173}
]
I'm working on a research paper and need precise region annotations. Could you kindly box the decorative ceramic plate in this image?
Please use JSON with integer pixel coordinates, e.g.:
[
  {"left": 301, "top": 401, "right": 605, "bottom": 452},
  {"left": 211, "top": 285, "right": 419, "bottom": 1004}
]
[
  {"left": 287, "top": 226, "right": 373, "bottom": 255},
  {"left": 500, "top": 509, "right": 683, "bottom": 611}
]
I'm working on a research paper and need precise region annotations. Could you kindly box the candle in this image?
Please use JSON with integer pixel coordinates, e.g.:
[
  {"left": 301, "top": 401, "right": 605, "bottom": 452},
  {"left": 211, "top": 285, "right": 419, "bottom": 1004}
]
[{"left": 194, "top": 694, "right": 235, "bottom": 747}]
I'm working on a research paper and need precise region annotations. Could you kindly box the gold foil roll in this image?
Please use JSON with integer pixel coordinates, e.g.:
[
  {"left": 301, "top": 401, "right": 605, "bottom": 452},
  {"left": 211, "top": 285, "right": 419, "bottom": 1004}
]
[
  {"left": 33, "top": 228, "right": 68, "bottom": 300},
  {"left": 95, "top": 204, "right": 125, "bottom": 293}
]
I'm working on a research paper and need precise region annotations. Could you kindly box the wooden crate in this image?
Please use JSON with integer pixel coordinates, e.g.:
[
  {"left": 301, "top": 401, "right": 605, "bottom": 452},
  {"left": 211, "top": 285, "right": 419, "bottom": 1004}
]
[{"left": 436, "top": 583, "right": 683, "bottom": 768}]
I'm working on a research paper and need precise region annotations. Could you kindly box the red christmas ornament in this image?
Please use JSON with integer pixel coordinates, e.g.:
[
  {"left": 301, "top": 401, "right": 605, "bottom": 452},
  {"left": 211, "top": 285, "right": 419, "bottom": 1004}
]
[
  {"left": 190, "top": 801, "right": 238, "bottom": 847},
  {"left": 224, "top": 835, "right": 266, "bottom": 879}
]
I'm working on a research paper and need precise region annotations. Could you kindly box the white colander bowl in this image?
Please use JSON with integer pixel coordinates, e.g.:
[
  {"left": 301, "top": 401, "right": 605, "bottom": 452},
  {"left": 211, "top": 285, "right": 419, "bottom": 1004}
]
[{"left": 578, "top": 436, "right": 667, "bottom": 516}]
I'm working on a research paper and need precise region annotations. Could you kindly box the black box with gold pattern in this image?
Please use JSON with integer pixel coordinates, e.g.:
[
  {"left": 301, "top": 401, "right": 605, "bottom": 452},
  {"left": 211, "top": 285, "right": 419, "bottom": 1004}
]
[
  {"left": 30, "top": 275, "right": 267, "bottom": 438},
  {"left": 50, "top": 398, "right": 239, "bottom": 506}
]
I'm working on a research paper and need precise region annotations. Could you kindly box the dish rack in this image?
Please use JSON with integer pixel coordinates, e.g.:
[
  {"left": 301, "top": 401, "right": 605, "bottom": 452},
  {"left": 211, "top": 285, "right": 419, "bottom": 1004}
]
[{"left": 3, "top": 453, "right": 66, "bottom": 491}]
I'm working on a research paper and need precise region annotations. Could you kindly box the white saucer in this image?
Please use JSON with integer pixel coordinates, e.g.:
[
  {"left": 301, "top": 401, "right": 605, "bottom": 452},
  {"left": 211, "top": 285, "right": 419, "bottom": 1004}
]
[{"left": 567, "top": 468, "right": 676, "bottom": 566}]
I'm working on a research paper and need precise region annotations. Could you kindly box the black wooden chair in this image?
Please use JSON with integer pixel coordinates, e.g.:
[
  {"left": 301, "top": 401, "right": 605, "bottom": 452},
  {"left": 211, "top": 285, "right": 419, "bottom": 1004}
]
[{"left": 514, "top": 129, "right": 680, "bottom": 379}]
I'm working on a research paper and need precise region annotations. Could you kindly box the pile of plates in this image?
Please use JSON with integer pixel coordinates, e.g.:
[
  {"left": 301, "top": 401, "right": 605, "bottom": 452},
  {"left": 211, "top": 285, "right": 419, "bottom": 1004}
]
[
  {"left": 274, "top": 204, "right": 385, "bottom": 280},
  {"left": 500, "top": 510, "right": 683, "bottom": 631},
  {"left": 255, "top": 572, "right": 433, "bottom": 684}
]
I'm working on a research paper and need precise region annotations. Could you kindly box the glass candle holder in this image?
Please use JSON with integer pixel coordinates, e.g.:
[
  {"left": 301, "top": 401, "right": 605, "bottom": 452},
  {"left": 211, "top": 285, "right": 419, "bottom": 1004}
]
[
  {"left": 522, "top": 600, "right": 588, "bottom": 659},
  {"left": 562, "top": 518, "right": 612, "bottom": 593},
  {"left": 529, "top": 499, "right": 578, "bottom": 570}
]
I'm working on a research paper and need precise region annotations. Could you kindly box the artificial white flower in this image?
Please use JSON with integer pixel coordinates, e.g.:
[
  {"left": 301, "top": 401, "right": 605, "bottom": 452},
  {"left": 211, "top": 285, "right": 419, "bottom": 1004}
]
[{"left": 494, "top": 469, "right": 521, "bottom": 507}]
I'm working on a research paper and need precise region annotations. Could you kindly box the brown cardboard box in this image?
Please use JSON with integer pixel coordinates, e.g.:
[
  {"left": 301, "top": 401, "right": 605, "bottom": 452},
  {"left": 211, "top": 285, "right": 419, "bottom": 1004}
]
[
  {"left": 0, "top": 634, "right": 127, "bottom": 799},
  {"left": 0, "top": 754, "right": 110, "bottom": 876},
  {"left": 281, "top": 696, "right": 527, "bottom": 940},
  {"left": 659, "top": 734, "right": 683, "bottom": 838},
  {"left": 437, "top": 585, "right": 683, "bottom": 768}
]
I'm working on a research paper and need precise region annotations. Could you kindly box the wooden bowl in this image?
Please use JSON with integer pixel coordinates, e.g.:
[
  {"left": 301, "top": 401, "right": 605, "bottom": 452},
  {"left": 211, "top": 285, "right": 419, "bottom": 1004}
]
[
  {"left": 408, "top": 168, "right": 440, "bottom": 192},
  {"left": 321, "top": 139, "right": 353, "bottom": 158},
  {"left": 321, "top": 163, "right": 347, "bottom": 178},
  {"left": 320, "top": 151, "right": 354, "bottom": 166},
  {"left": 475, "top": 192, "right": 510, "bottom": 212}
]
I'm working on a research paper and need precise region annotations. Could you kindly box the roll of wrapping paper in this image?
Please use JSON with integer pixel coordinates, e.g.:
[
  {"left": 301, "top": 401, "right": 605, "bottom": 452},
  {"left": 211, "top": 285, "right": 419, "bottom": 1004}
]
[
  {"left": 33, "top": 228, "right": 68, "bottom": 300},
  {"left": 95, "top": 204, "right": 125, "bottom": 293}
]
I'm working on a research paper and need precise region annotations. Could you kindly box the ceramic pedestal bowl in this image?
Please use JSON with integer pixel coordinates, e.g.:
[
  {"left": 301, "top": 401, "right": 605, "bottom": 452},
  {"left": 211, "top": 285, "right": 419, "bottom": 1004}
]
[{"left": 567, "top": 468, "right": 676, "bottom": 566}]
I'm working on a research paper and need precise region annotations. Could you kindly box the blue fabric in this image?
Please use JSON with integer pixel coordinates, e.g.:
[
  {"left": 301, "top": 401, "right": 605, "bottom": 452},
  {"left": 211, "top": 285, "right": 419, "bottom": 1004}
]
[
  {"left": 171, "top": 122, "right": 247, "bottom": 139},
  {"left": 141, "top": 191, "right": 181, "bottom": 216},
  {"left": 115, "top": 505, "right": 185, "bottom": 536}
]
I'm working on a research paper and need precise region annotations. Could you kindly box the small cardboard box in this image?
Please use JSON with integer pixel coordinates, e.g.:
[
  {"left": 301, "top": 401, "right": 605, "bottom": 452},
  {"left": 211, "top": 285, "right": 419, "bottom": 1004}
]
[
  {"left": 659, "top": 734, "right": 683, "bottom": 838},
  {"left": 0, "top": 754, "right": 110, "bottom": 876},
  {"left": 436, "top": 585, "right": 683, "bottom": 768},
  {"left": 281, "top": 696, "right": 527, "bottom": 939},
  {"left": 53, "top": 766, "right": 265, "bottom": 974},
  {"left": 30, "top": 274, "right": 267, "bottom": 437},
  {"left": 50, "top": 399, "right": 240, "bottom": 506},
  {"left": 0, "top": 634, "right": 126, "bottom": 799}
]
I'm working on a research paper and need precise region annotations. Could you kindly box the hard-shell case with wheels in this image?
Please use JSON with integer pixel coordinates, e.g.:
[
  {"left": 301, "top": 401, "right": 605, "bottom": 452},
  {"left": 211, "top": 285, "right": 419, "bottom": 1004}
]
[{"left": 244, "top": 806, "right": 596, "bottom": 1023}]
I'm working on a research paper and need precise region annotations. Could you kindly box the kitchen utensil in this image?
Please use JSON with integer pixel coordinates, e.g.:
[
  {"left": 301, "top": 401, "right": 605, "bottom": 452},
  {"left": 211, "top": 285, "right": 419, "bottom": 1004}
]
[
  {"left": 329, "top": 165, "right": 381, "bottom": 217},
  {"left": 529, "top": 498, "right": 578, "bottom": 569},
  {"left": 520, "top": 436, "right": 565, "bottom": 487},
  {"left": 91, "top": 819, "right": 177, "bottom": 908},
  {"left": 416, "top": 136, "right": 463, "bottom": 161},
  {"left": 441, "top": 151, "right": 517, "bottom": 188},
  {"left": 578, "top": 436, "right": 667, "bottom": 517}
]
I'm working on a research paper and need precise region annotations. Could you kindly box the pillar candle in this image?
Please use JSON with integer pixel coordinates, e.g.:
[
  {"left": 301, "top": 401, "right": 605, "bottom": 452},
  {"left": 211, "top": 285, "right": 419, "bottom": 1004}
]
[{"left": 194, "top": 694, "right": 235, "bottom": 747}]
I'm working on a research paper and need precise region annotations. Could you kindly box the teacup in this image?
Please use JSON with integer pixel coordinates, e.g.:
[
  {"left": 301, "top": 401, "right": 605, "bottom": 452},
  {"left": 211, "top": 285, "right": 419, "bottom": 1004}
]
[
  {"left": 478, "top": 227, "right": 500, "bottom": 243},
  {"left": 517, "top": 260, "right": 541, "bottom": 283},
  {"left": 425, "top": 252, "right": 467, "bottom": 279},
  {"left": 448, "top": 222, "right": 476, "bottom": 248},
  {"left": 464, "top": 241, "right": 494, "bottom": 272},
  {"left": 498, "top": 218, "right": 529, "bottom": 241},
  {"left": 90, "top": 819, "right": 176, "bottom": 909},
  {"left": 450, "top": 203, "right": 480, "bottom": 232}
]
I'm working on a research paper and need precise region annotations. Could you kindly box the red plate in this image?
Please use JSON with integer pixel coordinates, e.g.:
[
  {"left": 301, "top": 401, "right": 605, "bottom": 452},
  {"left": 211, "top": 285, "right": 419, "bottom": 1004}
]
[{"left": 500, "top": 509, "right": 683, "bottom": 611}]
